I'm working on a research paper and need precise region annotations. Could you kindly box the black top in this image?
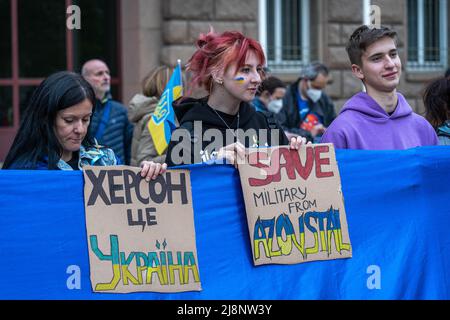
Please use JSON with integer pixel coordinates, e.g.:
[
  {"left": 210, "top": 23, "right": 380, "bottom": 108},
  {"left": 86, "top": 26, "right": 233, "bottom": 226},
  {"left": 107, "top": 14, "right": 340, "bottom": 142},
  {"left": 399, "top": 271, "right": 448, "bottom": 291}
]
[
  {"left": 66, "top": 152, "right": 79, "bottom": 170},
  {"left": 166, "top": 97, "right": 289, "bottom": 166}
]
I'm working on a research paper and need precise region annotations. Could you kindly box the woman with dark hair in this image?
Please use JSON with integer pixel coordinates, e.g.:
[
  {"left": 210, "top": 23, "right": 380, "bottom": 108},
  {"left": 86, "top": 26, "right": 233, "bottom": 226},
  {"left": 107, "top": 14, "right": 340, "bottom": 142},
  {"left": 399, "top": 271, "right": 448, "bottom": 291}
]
[
  {"left": 165, "top": 30, "right": 306, "bottom": 167},
  {"left": 423, "top": 77, "right": 450, "bottom": 146},
  {"left": 3, "top": 71, "right": 166, "bottom": 180}
]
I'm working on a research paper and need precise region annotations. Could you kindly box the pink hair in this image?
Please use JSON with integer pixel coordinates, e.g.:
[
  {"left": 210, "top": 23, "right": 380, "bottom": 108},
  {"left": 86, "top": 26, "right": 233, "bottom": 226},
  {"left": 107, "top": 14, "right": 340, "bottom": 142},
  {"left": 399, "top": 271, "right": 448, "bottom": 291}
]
[{"left": 187, "top": 30, "right": 266, "bottom": 91}]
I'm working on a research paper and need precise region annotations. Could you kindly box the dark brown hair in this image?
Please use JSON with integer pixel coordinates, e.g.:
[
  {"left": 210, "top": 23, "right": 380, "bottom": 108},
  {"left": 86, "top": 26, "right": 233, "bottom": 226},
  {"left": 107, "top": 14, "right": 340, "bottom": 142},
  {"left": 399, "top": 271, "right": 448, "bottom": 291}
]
[
  {"left": 423, "top": 77, "right": 450, "bottom": 128},
  {"left": 3, "top": 71, "right": 96, "bottom": 169},
  {"left": 259, "top": 76, "right": 286, "bottom": 95},
  {"left": 346, "top": 25, "right": 398, "bottom": 66}
]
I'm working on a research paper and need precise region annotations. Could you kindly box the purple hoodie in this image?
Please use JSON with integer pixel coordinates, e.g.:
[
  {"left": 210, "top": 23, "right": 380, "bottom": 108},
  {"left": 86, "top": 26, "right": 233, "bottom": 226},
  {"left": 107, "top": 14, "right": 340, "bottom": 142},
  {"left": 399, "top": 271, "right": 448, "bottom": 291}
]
[{"left": 320, "top": 92, "right": 439, "bottom": 150}]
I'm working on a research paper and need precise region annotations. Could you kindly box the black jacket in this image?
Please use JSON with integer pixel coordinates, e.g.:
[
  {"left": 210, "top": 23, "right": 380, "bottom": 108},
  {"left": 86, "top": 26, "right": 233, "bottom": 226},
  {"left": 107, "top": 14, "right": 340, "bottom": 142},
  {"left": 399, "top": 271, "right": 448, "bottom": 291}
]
[
  {"left": 166, "top": 97, "right": 289, "bottom": 166},
  {"left": 277, "top": 79, "right": 336, "bottom": 141}
]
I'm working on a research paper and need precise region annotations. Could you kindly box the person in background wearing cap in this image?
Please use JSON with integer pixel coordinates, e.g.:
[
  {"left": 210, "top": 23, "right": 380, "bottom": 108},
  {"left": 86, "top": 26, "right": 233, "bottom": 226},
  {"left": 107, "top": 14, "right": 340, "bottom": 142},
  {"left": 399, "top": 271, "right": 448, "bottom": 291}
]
[{"left": 277, "top": 62, "right": 336, "bottom": 143}]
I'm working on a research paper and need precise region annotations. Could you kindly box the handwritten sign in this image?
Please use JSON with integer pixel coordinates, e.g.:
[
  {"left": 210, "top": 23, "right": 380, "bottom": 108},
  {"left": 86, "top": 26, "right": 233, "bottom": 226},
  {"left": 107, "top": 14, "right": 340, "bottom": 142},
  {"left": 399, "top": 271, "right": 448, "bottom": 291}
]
[
  {"left": 238, "top": 144, "right": 352, "bottom": 265},
  {"left": 83, "top": 166, "right": 201, "bottom": 293}
]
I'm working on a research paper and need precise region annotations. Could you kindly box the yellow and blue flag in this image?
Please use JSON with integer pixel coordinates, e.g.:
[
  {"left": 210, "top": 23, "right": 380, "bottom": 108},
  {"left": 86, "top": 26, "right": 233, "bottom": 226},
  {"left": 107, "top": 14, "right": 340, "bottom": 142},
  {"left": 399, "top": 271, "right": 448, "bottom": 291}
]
[{"left": 147, "top": 62, "right": 183, "bottom": 155}]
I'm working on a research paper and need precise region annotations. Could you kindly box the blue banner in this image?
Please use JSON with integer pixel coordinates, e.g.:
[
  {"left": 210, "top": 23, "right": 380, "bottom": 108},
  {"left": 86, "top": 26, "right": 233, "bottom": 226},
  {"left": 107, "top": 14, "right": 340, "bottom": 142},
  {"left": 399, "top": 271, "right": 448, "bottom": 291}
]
[{"left": 1, "top": 146, "right": 449, "bottom": 299}]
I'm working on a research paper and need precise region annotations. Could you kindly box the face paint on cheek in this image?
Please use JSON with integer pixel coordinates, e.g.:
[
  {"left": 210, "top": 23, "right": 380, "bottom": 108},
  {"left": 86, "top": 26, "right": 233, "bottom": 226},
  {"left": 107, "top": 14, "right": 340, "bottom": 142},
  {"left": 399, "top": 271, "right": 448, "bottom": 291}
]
[{"left": 234, "top": 76, "right": 245, "bottom": 84}]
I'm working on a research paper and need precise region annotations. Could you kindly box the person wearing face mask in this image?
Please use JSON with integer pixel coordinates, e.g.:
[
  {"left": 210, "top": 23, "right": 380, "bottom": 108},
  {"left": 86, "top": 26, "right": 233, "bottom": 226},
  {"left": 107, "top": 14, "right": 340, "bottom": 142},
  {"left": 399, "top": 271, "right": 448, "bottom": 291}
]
[
  {"left": 277, "top": 62, "right": 336, "bottom": 143},
  {"left": 252, "top": 76, "right": 286, "bottom": 116}
]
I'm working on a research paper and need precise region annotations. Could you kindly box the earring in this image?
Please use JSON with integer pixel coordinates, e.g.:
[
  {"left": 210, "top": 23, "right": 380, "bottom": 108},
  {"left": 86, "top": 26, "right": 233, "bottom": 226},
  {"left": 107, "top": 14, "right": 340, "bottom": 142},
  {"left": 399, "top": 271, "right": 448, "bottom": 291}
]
[{"left": 216, "top": 79, "right": 223, "bottom": 85}]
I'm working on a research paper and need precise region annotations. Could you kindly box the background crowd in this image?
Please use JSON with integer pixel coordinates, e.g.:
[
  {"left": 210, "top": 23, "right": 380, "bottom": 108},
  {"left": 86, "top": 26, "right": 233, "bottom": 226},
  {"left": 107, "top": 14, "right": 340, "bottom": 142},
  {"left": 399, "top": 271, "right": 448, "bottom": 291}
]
[{"left": 1, "top": 24, "right": 449, "bottom": 171}]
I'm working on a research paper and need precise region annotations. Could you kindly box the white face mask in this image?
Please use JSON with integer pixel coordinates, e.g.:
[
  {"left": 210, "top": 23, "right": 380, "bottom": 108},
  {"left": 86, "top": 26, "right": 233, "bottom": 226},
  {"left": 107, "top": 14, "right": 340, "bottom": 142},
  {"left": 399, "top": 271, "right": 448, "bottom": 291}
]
[
  {"left": 267, "top": 99, "right": 283, "bottom": 113},
  {"left": 306, "top": 82, "right": 322, "bottom": 103}
]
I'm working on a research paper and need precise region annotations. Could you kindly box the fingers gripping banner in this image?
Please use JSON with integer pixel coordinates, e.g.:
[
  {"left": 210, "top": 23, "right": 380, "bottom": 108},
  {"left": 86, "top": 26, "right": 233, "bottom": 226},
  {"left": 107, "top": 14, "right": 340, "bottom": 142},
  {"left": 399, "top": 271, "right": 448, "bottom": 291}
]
[
  {"left": 238, "top": 144, "right": 352, "bottom": 266},
  {"left": 83, "top": 166, "right": 201, "bottom": 293}
]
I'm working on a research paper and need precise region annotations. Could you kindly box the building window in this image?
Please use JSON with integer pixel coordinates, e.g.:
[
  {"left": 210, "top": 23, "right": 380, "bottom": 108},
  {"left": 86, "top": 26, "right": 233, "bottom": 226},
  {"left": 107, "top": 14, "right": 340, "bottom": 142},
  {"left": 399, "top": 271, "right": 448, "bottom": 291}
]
[
  {"left": 72, "top": 0, "right": 120, "bottom": 79},
  {"left": 259, "top": 0, "right": 310, "bottom": 72},
  {"left": 0, "top": 0, "right": 121, "bottom": 161},
  {"left": 407, "top": 0, "right": 448, "bottom": 70}
]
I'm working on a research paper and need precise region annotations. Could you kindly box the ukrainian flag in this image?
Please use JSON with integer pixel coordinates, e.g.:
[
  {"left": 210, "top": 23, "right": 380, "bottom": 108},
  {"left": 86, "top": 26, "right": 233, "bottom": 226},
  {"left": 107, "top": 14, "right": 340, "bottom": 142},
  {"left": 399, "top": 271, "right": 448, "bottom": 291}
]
[{"left": 147, "top": 61, "right": 183, "bottom": 155}]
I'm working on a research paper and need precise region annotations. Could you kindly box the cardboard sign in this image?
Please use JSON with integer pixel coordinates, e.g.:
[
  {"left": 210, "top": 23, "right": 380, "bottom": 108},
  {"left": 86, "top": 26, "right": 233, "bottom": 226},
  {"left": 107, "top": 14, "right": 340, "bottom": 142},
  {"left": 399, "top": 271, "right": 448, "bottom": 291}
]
[
  {"left": 238, "top": 144, "right": 352, "bottom": 266},
  {"left": 83, "top": 166, "right": 201, "bottom": 293}
]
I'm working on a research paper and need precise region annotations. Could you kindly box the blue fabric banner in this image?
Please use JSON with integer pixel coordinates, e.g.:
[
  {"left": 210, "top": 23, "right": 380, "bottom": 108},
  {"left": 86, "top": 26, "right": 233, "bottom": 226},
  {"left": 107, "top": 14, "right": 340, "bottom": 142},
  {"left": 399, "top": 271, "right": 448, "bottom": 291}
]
[{"left": 1, "top": 146, "right": 449, "bottom": 299}]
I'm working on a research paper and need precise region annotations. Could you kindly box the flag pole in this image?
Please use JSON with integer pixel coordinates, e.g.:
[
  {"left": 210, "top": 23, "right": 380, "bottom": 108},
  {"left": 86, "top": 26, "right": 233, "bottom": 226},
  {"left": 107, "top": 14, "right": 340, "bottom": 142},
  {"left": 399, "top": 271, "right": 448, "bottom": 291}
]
[{"left": 177, "top": 59, "right": 182, "bottom": 88}]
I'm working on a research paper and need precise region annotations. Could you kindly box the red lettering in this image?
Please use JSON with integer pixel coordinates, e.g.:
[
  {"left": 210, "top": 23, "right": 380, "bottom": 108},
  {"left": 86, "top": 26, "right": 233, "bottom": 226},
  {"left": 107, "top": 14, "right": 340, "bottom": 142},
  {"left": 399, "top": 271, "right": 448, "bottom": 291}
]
[
  {"left": 273, "top": 148, "right": 296, "bottom": 183},
  {"left": 248, "top": 151, "right": 272, "bottom": 187},
  {"left": 315, "top": 145, "right": 334, "bottom": 178},
  {"left": 248, "top": 146, "right": 334, "bottom": 187},
  {"left": 292, "top": 146, "right": 314, "bottom": 180}
]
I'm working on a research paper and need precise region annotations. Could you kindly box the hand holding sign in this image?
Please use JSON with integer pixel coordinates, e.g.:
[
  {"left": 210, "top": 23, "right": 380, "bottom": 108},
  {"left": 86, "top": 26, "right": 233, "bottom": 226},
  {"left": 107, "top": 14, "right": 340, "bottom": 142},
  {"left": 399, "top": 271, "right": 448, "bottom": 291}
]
[
  {"left": 289, "top": 135, "right": 310, "bottom": 150},
  {"left": 216, "top": 141, "right": 246, "bottom": 167},
  {"left": 140, "top": 161, "right": 167, "bottom": 182}
]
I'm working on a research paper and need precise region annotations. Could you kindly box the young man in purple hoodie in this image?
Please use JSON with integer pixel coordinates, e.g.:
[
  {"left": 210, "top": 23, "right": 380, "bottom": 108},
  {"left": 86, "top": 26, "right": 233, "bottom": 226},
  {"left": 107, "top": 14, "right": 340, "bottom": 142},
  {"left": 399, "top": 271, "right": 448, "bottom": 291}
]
[{"left": 321, "top": 25, "right": 439, "bottom": 150}]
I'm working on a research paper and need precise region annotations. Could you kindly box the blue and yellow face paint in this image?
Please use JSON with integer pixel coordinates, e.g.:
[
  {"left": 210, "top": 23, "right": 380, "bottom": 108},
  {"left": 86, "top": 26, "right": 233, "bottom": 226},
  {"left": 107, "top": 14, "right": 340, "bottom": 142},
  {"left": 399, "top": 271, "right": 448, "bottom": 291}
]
[{"left": 234, "top": 76, "right": 245, "bottom": 84}]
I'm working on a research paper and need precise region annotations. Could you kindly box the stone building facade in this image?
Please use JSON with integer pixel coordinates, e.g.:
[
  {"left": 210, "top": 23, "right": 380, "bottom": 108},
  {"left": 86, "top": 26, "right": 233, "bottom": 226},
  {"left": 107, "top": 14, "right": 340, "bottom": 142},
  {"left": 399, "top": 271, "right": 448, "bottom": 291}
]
[
  {"left": 121, "top": 0, "right": 449, "bottom": 114},
  {"left": 1, "top": 0, "right": 448, "bottom": 161}
]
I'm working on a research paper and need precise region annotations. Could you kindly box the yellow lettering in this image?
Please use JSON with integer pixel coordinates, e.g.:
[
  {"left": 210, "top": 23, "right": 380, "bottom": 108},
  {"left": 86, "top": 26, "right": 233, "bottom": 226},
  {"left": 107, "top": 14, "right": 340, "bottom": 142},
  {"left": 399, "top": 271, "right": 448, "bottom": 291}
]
[
  {"left": 338, "top": 228, "right": 351, "bottom": 251},
  {"left": 121, "top": 265, "right": 140, "bottom": 285},
  {"left": 277, "top": 235, "right": 293, "bottom": 256},
  {"left": 254, "top": 238, "right": 270, "bottom": 260},
  {"left": 268, "top": 236, "right": 281, "bottom": 257},
  {"left": 184, "top": 264, "right": 200, "bottom": 284},
  {"left": 95, "top": 264, "right": 121, "bottom": 291},
  {"left": 306, "top": 231, "right": 319, "bottom": 254},
  {"left": 168, "top": 264, "right": 184, "bottom": 285},
  {"left": 319, "top": 230, "right": 327, "bottom": 252},
  {"left": 146, "top": 265, "right": 166, "bottom": 285},
  {"left": 291, "top": 232, "right": 306, "bottom": 258}
]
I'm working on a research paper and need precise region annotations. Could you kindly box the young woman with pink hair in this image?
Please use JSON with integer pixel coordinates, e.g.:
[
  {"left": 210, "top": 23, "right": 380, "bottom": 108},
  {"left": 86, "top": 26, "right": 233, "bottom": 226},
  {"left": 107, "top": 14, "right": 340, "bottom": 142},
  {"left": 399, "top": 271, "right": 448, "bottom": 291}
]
[{"left": 165, "top": 30, "right": 306, "bottom": 166}]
